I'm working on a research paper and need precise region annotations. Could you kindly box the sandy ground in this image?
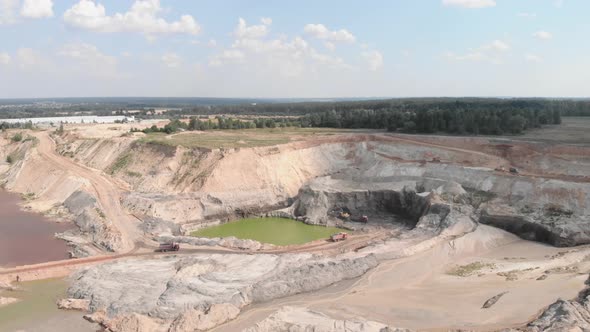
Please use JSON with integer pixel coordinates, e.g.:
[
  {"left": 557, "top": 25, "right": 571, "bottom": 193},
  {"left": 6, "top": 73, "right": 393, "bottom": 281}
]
[
  {"left": 214, "top": 225, "right": 589, "bottom": 331},
  {"left": 63, "top": 120, "right": 163, "bottom": 139},
  {"left": 33, "top": 131, "right": 141, "bottom": 251},
  {"left": 1, "top": 120, "right": 589, "bottom": 331}
]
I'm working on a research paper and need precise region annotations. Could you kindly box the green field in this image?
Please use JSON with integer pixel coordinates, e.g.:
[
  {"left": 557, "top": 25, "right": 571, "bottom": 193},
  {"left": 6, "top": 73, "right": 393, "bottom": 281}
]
[
  {"left": 191, "top": 217, "right": 344, "bottom": 245},
  {"left": 140, "top": 127, "right": 376, "bottom": 149}
]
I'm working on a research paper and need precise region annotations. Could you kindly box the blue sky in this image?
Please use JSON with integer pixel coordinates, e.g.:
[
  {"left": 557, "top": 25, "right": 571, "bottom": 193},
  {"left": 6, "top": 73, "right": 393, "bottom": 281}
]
[{"left": 0, "top": 0, "right": 588, "bottom": 98}]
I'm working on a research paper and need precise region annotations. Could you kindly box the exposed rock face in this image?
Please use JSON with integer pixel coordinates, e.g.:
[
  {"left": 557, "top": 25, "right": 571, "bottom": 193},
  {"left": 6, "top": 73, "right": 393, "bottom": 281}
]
[
  {"left": 479, "top": 202, "right": 590, "bottom": 247},
  {"left": 521, "top": 299, "right": 590, "bottom": 331},
  {"left": 156, "top": 235, "right": 270, "bottom": 251},
  {"left": 294, "top": 177, "right": 431, "bottom": 227},
  {"left": 371, "top": 163, "right": 590, "bottom": 246},
  {"left": 251, "top": 255, "right": 379, "bottom": 303},
  {"left": 510, "top": 278, "right": 590, "bottom": 331},
  {"left": 140, "top": 216, "right": 182, "bottom": 237},
  {"left": 168, "top": 303, "right": 240, "bottom": 332},
  {"left": 243, "top": 306, "right": 410, "bottom": 332},
  {"left": 113, "top": 141, "right": 359, "bottom": 224},
  {"left": 85, "top": 311, "right": 165, "bottom": 332},
  {"left": 68, "top": 253, "right": 378, "bottom": 330},
  {"left": 60, "top": 190, "right": 124, "bottom": 253},
  {"left": 57, "top": 298, "right": 90, "bottom": 311}
]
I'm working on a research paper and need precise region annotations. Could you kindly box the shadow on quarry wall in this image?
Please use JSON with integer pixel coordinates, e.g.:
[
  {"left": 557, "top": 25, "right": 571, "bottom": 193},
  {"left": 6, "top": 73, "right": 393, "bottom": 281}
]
[
  {"left": 294, "top": 186, "right": 431, "bottom": 228},
  {"left": 479, "top": 211, "right": 576, "bottom": 247}
]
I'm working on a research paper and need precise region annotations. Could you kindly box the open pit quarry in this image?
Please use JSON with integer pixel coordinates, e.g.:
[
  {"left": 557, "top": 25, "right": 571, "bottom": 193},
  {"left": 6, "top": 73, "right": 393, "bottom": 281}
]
[{"left": 1, "top": 124, "right": 590, "bottom": 331}]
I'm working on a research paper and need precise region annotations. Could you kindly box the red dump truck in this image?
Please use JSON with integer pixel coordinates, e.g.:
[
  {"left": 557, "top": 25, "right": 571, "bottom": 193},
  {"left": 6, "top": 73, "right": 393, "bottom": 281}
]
[
  {"left": 156, "top": 242, "right": 180, "bottom": 252},
  {"left": 330, "top": 232, "right": 348, "bottom": 242}
]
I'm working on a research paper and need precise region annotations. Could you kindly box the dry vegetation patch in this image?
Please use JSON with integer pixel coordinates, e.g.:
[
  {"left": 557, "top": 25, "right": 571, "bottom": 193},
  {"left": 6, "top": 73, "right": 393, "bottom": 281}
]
[
  {"left": 139, "top": 128, "right": 370, "bottom": 149},
  {"left": 447, "top": 261, "right": 497, "bottom": 277}
]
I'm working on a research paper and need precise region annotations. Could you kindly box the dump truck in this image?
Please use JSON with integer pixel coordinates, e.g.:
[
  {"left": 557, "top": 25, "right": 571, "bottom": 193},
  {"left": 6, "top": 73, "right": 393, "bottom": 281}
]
[
  {"left": 156, "top": 242, "right": 180, "bottom": 252},
  {"left": 330, "top": 232, "right": 348, "bottom": 242}
]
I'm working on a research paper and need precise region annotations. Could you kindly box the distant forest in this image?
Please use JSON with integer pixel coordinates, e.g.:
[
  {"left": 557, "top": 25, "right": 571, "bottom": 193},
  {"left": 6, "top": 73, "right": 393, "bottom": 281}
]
[
  {"left": 135, "top": 98, "right": 574, "bottom": 136},
  {"left": 185, "top": 98, "right": 590, "bottom": 117},
  {"left": 2, "top": 97, "right": 589, "bottom": 136},
  {"left": 179, "top": 98, "right": 573, "bottom": 135}
]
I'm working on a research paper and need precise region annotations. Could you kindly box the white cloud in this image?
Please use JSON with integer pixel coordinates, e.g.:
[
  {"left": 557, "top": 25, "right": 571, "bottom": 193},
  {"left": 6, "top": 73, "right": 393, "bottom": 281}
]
[
  {"left": 211, "top": 18, "right": 350, "bottom": 78},
  {"left": 304, "top": 23, "right": 355, "bottom": 43},
  {"left": 324, "top": 41, "right": 335, "bottom": 51},
  {"left": 533, "top": 30, "right": 553, "bottom": 40},
  {"left": 20, "top": 0, "right": 53, "bottom": 18},
  {"left": 444, "top": 51, "right": 501, "bottom": 64},
  {"left": 234, "top": 18, "right": 269, "bottom": 39},
  {"left": 58, "top": 43, "right": 123, "bottom": 78},
  {"left": 518, "top": 12, "right": 536, "bottom": 18},
  {"left": 59, "top": 42, "right": 116, "bottom": 65},
  {"left": 445, "top": 39, "right": 509, "bottom": 64},
  {"left": 260, "top": 17, "right": 272, "bottom": 25},
  {"left": 442, "top": 0, "right": 496, "bottom": 8},
  {"left": 0, "top": 0, "right": 19, "bottom": 24},
  {"left": 121, "top": 51, "right": 131, "bottom": 57},
  {"left": 209, "top": 49, "right": 244, "bottom": 66},
  {"left": 524, "top": 54, "right": 542, "bottom": 63},
  {"left": 0, "top": 52, "right": 10, "bottom": 64},
  {"left": 63, "top": 0, "right": 200, "bottom": 36},
  {"left": 16, "top": 47, "right": 46, "bottom": 68},
  {"left": 161, "top": 53, "right": 181, "bottom": 68},
  {"left": 480, "top": 39, "right": 510, "bottom": 51},
  {"left": 444, "top": 50, "right": 506, "bottom": 64},
  {"left": 208, "top": 39, "right": 217, "bottom": 47},
  {"left": 362, "top": 50, "right": 383, "bottom": 71}
]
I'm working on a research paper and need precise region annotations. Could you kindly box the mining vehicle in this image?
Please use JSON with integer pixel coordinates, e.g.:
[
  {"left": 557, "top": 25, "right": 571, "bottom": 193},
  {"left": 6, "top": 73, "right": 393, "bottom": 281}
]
[
  {"left": 156, "top": 242, "right": 180, "bottom": 252},
  {"left": 330, "top": 232, "right": 348, "bottom": 242},
  {"left": 339, "top": 211, "right": 350, "bottom": 220}
]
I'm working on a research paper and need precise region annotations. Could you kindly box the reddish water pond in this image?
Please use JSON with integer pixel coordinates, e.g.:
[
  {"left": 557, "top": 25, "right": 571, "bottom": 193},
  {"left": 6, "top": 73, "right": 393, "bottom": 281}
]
[{"left": 0, "top": 190, "right": 71, "bottom": 267}]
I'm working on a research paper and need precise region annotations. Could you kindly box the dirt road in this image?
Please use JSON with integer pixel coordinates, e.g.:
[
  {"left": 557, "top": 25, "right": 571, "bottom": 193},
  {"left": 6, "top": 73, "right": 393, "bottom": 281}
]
[{"left": 34, "top": 132, "right": 140, "bottom": 252}]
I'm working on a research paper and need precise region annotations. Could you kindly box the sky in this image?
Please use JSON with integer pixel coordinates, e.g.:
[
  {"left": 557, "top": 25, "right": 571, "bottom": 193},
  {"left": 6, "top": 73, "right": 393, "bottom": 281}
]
[{"left": 0, "top": 0, "right": 588, "bottom": 98}]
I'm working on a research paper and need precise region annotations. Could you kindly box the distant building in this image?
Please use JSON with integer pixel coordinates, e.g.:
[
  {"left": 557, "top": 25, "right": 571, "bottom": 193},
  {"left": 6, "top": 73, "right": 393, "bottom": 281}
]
[{"left": 0, "top": 115, "right": 135, "bottom": 124}]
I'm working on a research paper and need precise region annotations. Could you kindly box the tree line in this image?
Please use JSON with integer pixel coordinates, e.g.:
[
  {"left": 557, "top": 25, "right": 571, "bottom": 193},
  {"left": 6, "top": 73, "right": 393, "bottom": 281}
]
[
  {"left": 179, "top": 98, "right": 589, "bottom": 118},
  {"left": 301, "top": 107, "right": 561, "bottom": 135},
  {"left": 134, "top": 104, "right": 560, "bottom": 136},
  {"left": 131, "top": 117, "right": 298, "bottom": 134},
  {"left": 0, "top": 121, "right": 34, "bottom": 131}
]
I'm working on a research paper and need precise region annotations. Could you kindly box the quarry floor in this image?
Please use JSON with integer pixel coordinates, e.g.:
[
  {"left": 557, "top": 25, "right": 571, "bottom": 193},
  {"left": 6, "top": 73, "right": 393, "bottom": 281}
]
[
  {"left": 1, "top": 118, "right": 590, "bottom": 331},
  {"left": 213, "top": 225, "right": 590, "bottom": 331}
]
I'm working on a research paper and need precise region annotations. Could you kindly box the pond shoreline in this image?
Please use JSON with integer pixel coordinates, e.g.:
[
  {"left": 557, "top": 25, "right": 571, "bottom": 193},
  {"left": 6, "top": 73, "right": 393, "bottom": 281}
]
[
  {"left": 0, "top": 278, "right": 94, "bottom": 331},
  {"left": 191, "top": 217, "right": 346, "bottom": 246},
  {"left": 0, "top": 190, "right": 72, "bottom": 268}
]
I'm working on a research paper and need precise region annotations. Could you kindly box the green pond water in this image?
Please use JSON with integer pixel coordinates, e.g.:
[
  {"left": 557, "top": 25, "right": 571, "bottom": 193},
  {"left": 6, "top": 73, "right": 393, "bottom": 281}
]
[
  {"left": 192, "top": 217, "right": 344, "bottom": 246},
  {"left": 0, "top": 278, "right": 93, "bottom": 331}
]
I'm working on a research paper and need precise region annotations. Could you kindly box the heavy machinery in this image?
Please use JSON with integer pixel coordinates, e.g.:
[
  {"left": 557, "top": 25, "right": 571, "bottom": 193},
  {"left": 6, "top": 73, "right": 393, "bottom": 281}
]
[
  {"left": 339, "top": 211, "right": 350, "bottom": 220},
  {"left": 156, "top": 242, "right": 180, "bottom": 252},
  {"left": 330, "top": 232, "right": 348, "bottom": 242}
]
